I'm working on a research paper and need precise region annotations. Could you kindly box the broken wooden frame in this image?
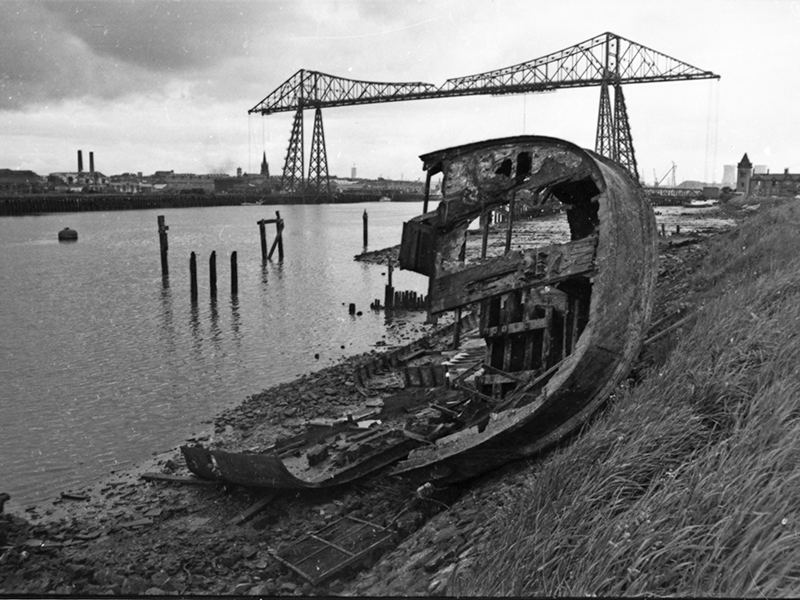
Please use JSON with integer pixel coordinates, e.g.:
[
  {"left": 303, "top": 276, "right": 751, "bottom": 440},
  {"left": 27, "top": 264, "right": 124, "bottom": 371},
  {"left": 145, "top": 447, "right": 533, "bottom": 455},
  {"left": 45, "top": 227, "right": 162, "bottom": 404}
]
[{"left": 393, "top": 135, "right": 658, "bottom": 484}]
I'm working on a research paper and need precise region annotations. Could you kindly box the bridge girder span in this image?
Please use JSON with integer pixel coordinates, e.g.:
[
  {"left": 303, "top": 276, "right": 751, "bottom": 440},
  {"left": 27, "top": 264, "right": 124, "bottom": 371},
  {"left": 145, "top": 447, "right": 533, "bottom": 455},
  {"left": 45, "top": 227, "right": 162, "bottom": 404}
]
[{"left": 252, "top": 32, "right": 719, "bottom": 192}]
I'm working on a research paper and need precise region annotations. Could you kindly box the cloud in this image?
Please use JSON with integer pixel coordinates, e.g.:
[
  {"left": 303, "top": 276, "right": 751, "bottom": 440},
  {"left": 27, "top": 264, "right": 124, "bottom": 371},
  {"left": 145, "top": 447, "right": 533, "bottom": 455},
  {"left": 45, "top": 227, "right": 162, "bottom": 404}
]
[
  {"left": 42, "top": 0, "right": 267, "bottom": 72},
  {"left": 0, "top": 0, "right": 297, "bottom": 111}
]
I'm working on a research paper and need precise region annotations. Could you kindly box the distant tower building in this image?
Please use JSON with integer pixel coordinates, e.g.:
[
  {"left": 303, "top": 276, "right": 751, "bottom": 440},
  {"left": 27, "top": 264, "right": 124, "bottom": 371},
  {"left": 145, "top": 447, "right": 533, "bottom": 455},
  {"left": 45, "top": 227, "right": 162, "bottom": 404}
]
[
  {"left": 351, "top": 165, "right": 357, "bottom": 180},
  {"left": 737, "top": 153, "right": 753, "bottom": 194},
  {"left": 260, "top": 152, "right": 269, "bottom": 177},
  {"left": 237, "top": 167, "right": 242, "bottom": 178},
  {"left": 722, "top": 165, "right": 736, "bottom": 187}
]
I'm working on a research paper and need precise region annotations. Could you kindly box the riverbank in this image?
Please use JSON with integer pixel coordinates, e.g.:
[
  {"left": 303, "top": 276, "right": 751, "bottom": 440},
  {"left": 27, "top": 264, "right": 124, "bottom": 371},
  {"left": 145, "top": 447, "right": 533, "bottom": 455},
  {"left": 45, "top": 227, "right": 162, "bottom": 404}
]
[{"left": 1, "top": 203, "right": 750, "bottom": 596}]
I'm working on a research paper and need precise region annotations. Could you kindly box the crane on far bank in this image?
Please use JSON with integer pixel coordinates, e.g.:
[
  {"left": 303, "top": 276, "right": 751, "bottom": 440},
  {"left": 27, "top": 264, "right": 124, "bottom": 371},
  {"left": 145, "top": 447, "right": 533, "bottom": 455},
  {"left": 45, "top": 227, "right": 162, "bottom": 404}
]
[{"left": 653, "top": 162, "right": 677, "bottom": 187}]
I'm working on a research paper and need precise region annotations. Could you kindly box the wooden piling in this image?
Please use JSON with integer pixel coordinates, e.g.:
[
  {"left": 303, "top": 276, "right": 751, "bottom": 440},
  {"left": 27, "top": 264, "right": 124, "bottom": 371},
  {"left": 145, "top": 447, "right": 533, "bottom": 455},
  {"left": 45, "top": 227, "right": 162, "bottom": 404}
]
[
  {"left": 231, "top": 251, "right": 238, "bottom": 295},
  {"left": 277, "top": 212, "right": 284, "bottom": 261},
  {"left": 190, "top": 252, "right": 198, "bottom": 302},
  {"left": 267, "top": 211, "right": 284, "bottom": 261},
  {"left": 157, "top": 215, "right": 169, "bottom": 276},
  {"left": 257, "top": 219, "right": 268, "bottom": 261},
  {"left": 362, "top": 209, "right": 368, "bottom": 248},
  {"left": 209, "top": 251, "right": 217, "bottom": 299},
  {"left": 384, "top": 259, "right": 394, "bottom": 309}
]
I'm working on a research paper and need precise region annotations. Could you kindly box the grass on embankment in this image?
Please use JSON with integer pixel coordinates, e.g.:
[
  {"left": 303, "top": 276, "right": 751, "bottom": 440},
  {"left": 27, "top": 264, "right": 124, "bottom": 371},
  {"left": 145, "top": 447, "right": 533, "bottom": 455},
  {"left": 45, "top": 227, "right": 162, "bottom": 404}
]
[{"left": 453, "top": 198, "right": 800, "bottom": 596}]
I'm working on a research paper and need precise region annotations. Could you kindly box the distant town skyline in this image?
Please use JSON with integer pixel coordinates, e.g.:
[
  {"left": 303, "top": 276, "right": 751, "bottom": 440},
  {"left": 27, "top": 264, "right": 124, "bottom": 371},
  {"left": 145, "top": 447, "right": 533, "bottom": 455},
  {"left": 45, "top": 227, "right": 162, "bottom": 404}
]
[{"left": 2, "top": 1, "right": 799, "bottom": 183}]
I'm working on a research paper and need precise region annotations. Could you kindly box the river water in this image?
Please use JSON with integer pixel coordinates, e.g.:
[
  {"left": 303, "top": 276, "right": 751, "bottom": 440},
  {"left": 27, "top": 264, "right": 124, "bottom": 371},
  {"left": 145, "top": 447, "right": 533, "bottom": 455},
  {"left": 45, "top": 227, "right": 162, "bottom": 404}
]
[
  {"left": 0, "top": 202, "right": 733, "bottom": 511},
  {"left": 0, "top": 202, "right": 436, "bottom": 509}
]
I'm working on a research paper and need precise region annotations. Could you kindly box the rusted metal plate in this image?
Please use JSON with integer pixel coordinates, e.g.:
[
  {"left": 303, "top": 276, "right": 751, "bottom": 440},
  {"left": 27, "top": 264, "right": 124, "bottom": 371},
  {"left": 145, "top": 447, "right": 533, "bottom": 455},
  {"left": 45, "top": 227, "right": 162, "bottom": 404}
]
[{"left": 273, "top": 516, "right": 395, "bottom": 585}]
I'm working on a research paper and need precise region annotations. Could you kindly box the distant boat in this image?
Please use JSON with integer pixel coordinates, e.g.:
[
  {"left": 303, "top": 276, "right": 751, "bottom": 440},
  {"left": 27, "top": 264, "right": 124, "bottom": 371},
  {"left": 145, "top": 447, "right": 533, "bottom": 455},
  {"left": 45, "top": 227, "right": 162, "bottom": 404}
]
[
  {"left": 379, "top": 196, "right": 391, "bottom": 202},
  {"left": 686, "top": 199, "right": 718, "bottom": 208}
]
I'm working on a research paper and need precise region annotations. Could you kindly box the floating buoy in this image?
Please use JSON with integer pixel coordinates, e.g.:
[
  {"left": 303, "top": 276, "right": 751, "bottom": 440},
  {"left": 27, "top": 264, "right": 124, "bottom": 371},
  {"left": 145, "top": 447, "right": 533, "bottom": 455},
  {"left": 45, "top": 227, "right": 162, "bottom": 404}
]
[{"left": 58, "top": 227, "right": 78, "bottom": 241}]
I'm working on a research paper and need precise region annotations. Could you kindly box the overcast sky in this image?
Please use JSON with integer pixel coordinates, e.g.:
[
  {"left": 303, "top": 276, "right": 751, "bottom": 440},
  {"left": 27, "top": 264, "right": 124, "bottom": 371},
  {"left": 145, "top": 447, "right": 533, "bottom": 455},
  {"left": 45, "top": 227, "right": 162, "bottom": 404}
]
[{"left": 2, "top": 0, "right": 798, "bottom": 183}]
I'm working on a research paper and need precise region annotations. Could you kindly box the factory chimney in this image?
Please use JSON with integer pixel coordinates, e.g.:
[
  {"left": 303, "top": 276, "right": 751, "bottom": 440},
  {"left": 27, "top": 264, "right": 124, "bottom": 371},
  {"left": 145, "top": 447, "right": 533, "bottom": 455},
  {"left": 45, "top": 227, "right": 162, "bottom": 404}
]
[
  {"left": 77, "top": 150, "right": 83, "bottom": 173},
  {"left": 89, "top": 152, "right": 95, "bottom": 175}
]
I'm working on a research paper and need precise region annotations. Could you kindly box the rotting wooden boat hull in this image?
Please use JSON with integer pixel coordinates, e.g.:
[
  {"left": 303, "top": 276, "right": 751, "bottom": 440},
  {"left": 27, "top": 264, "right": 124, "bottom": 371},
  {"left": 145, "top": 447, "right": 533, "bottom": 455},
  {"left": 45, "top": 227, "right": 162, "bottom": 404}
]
[
  {"left": 392, "top": 135, "right": 657, "bottom": 484},
  {"left": 179, "top": 136, "right": 657, "bottom": 491}
]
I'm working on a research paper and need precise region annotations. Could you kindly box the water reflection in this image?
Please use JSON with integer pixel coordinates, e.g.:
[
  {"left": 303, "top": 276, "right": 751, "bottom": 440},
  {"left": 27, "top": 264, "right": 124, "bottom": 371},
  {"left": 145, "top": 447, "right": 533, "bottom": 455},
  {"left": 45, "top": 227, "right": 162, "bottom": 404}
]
[
  {"left": 0, "top": 203, "right": 435, "bottom": 507},
  {"left": 209, "top": 298, "right": 222, "bottom": 349},
  {"left": 230, "top": 295, "right": 242, "bottom": 346},
  {"left": 189, "top": 301, "right": 202, "bottom": 355}
]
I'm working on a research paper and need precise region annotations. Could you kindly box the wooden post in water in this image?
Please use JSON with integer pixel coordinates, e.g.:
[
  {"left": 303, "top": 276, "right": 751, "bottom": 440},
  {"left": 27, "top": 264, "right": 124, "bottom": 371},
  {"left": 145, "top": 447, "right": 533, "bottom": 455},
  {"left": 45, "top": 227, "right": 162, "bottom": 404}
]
[
  {"left": 190, "top": 252, "right": 198, "bottom": 302},
  {"left": 277, "top": 212, "right": 284, "bottom": 261},
  {"left": 209, "top": 251, "right": 217, "bottom": 299},
  {"left": 157, "top": 215, "right": 169, "bottom": 276},
  {"left": 267, "top": 211, "right": 284, "bottom": 261},
  {"left": 231, "top": 251, "right": 238, "bottom": 295},
  {"left": 384, "top": 259, "right": 394, "bottom": 309},
  {"left": 363, "top": 209, "right": 368, "bottom": 248},
  {"left": 257, "top": 219, "right": 268, "bottom": 261}
]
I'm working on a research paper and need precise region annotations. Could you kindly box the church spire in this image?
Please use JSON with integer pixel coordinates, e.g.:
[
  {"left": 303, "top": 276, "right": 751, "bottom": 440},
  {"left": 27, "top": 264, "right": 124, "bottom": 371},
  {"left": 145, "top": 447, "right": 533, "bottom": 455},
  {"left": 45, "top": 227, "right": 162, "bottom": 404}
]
[{"left": 260, "top": 152, "right": 269, "bottom": 177}]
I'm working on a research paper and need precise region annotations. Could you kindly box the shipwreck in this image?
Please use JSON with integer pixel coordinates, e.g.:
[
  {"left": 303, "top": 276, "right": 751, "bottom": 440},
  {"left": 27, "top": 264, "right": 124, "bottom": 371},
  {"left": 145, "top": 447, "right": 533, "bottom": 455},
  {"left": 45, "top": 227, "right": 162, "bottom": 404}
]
[{"left": 182, "top": 135, "right": 657, "bottom": 490}]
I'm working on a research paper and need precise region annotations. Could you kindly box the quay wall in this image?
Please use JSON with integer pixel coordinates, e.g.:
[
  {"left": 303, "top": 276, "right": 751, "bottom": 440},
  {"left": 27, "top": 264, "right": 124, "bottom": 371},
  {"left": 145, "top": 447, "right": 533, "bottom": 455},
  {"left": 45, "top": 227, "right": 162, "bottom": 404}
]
[{"left": 0, "top": 191, "right": 428, "bottom": 216}]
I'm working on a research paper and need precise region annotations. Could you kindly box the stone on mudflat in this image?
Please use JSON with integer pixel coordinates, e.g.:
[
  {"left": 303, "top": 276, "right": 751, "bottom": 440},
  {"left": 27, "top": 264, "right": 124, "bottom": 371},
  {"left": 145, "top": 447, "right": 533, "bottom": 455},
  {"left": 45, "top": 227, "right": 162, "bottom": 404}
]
[
  {"left": 145, "top": 587, "right": 165, "bottom": 596},
  {"left": 393, "top": 511, "right": 423, "bottom": 537},
  {"left": 234, "top": 582, "right": 252, "bottom": 595},
  {"left": 150, "top": 570, "right": 170, "bottom": 588}
]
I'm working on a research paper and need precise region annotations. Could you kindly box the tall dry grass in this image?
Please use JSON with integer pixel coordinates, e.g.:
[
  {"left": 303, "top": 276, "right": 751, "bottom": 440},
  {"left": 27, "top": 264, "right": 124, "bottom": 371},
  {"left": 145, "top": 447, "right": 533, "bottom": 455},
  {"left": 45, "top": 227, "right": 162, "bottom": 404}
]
[{"left": 452, "top": 199, "right": 800, "bottom": 596}]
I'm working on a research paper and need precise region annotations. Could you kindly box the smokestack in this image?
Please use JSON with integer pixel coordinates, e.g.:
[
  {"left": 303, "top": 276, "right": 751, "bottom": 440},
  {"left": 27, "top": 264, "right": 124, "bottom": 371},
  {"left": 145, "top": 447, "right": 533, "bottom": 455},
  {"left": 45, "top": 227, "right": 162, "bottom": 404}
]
[
  {"left": 89, "top": 152, "right": 94, "bottom": 174},
  {"left": 77, "top": 150, "right": 83, "bottom": 173}
]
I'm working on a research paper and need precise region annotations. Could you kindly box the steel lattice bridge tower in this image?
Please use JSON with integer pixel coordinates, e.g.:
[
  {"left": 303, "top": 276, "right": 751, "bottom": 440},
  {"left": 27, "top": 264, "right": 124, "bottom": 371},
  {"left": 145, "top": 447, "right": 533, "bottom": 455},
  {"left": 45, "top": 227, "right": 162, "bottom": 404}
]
[{"left": 248, "top": 32, "right": 719, "bottom": 194}]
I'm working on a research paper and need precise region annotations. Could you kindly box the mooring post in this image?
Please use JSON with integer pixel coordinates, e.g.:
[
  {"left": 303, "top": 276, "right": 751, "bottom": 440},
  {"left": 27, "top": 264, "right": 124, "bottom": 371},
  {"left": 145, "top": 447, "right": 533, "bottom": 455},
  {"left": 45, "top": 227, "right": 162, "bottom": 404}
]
[
  {"left": 257, "top": 219, "right": 268, "bottom": 261},
  {"left": 676, "top": 224, "right": 681, "bottom": 235},
  {"left": 157, "top": 215, "right": 169, "bottom": 276},
  {"left": 267, "top": 211, "right": 284, "bottom": 261},
  {"left": 661, "top": 223, "right": 665, "bottom": 237},
  {"left": 363, "top": 209, "right": 368, "bottom": 248},
  {"left": 384, "top": 259, "right": 394, "bottom": 309},
  {"left": 277, "top": 211, "right": 284, "bottom": 261},
  {"left": 231, "top": 251, "right": 238, "bottom": 295},
  {"left": 209, "top": 251, "right": 217, "bottom": 299},
  {"left": 190, "top": 252, "right": 198, "bottom": 302}
]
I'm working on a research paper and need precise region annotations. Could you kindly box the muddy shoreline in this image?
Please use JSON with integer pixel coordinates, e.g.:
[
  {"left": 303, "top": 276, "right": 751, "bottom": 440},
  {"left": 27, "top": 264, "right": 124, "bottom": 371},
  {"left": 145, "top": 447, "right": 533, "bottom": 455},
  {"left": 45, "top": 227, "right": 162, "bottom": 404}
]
[{"left": 0, "top": 207, "right": 737, "bottom": 596}]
